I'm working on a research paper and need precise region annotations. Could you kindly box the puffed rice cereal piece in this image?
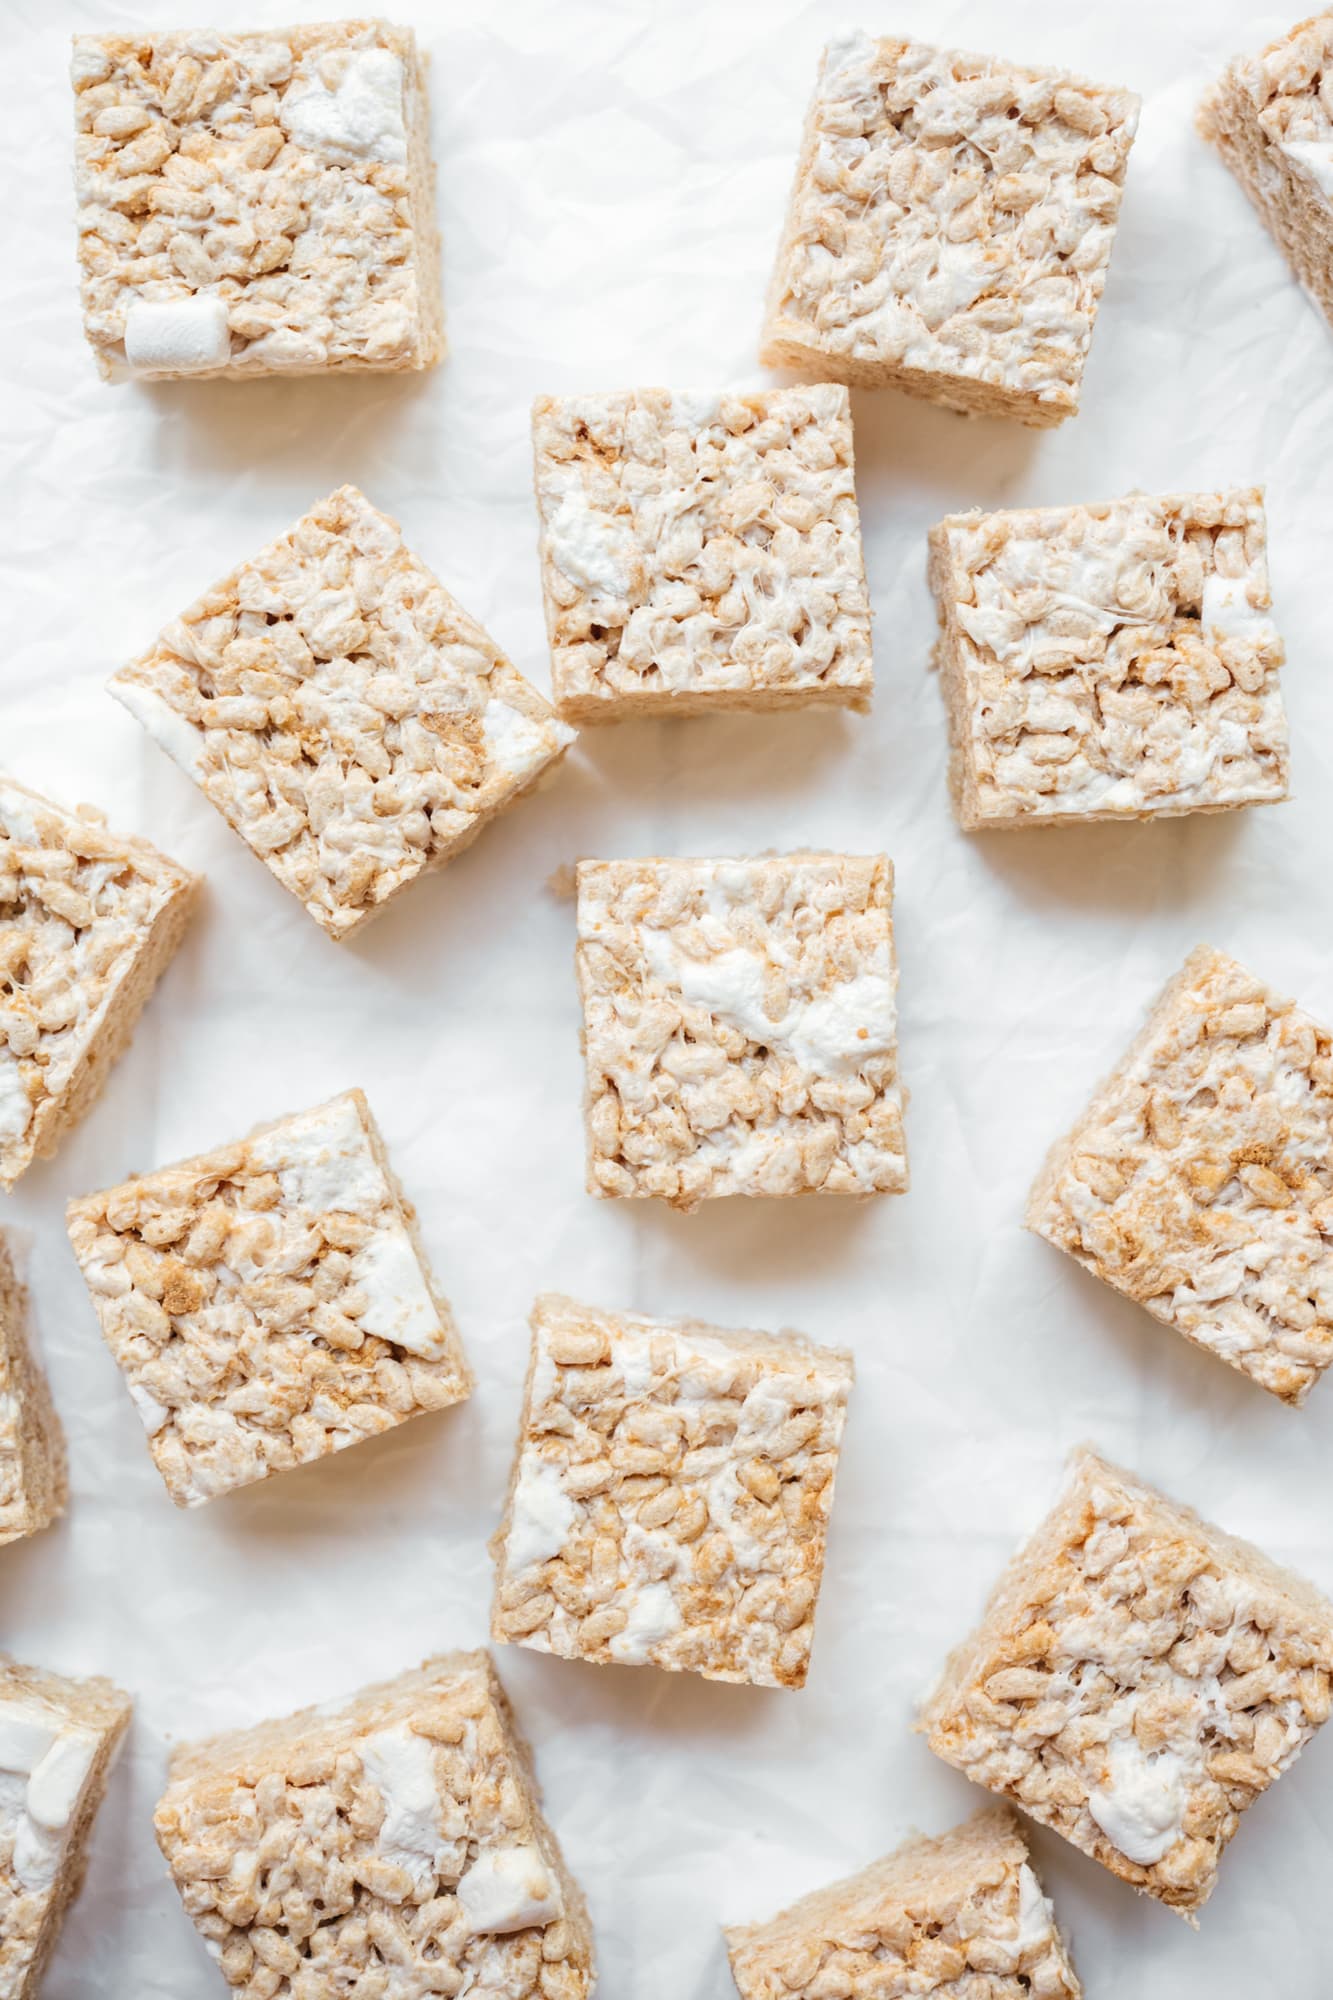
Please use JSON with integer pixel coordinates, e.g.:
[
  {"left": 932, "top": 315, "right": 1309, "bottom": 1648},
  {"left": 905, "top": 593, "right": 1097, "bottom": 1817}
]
[
  {"left": 0, "top": 1234, "right": 67, "bottom": 1552},
  {"left": 109, "top": 486, "right": 575, "bottom": 940},
  {"left": 920, "top": 1445, "right": 1333, "bottom": 1920},
  {"left": 761, "top": 31, "right": 1139, "bottom": 425},
  {"left": 490, "top": 1294, "right": 853, "bottom": 1689},
  {"left": 66, "top": 1089, "right": 472, "bottom": 1507}
]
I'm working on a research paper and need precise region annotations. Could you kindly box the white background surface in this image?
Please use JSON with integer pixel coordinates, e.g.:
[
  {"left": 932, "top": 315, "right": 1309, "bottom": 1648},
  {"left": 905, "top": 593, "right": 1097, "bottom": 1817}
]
[{"left": 3, "top": 1, "right": 1332, "bottom": 1993}]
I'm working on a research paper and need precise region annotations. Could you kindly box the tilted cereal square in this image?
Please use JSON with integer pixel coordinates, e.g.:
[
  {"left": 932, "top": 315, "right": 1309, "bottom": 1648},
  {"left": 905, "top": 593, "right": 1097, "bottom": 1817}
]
[
  {"left": 761, "top": 32, "right": 1139, "bottom": 425},
  {"left": 154, "top": 1651, "right": 595, "bottom": 1999},
  {"left": 1199, "top": 15, "right": 1333, "bottom": 334},
  {"left": 927, "top": 490, "right": 1290, "bottom": 829},
  {"left": 725, "top": 1806, "right": 1080, "bottom": 2000},
  {"left": 0, "top": 775, "right": 199, "bottom": 1189},
  {"left": 72, "top": 21, "right": 443, "bottom": 381},
  {"left": 109, "top": 486, "right": 575, "bottom": 940},
  {"left": 576, "top": 853, "right": 907, "bottom": 1209},
  {"left": 490, "top": 1294, "right": 853, "bottom": 1689},
  {"left": 1027, "top": 948, "right": 1333, "bottom": 1404},
  {"left": 531, "top": 387, "right": 872, "bottom": 720},
  {"left": 919, "top": 1445, "right": 1333, "bottom": 1919},
  {"left": 66, "top": 1090, "right": 472, "bottom": 1507},
  {"left": 0, "top": 1235, "right": 67, "bottom": 1551},
  {"left": 0, "top": 1653, "right": 132, "bottom": 1999}
]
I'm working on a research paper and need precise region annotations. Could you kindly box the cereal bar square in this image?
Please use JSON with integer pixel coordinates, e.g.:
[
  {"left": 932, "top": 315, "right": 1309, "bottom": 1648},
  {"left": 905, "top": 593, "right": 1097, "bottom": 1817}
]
[
  {"left": 0, "top": 1234, "right": 67, "bottom": 1549},
  {"left": 1199, "top": 15, "right": 1333, "bottom": 333},
  {"left": 761, "top": 32, "right": 1139, "bottom": 426},
  {"left": 72, "top": 21, "right": 443, "bottom": 381},
  {"left": 1026, "top": 948, "right": 1333, "bottom": 1405},
  {"left": 66, "top": 1089, "right": 472, "bottom": 1506},
  {"left": 725, "top": 1806, "right": 1080, "bottom": 2000},
  {"left": 532, "top": 387, "right": 872, "bottom": 720},
  {"left": 1, "top": 775, "right": 199, "bottom": 1189},
  {"left": 927, "top": 490, "right": 1290, "bottom": 829},
  {"left": 575, "top": 853, "right": 907, "bottom": 1209},
  {"left": 0, "top": 1654, "right": 132, "bottom": 1997},
  {"left": 489, "top": 1294, "right": 853, "bottom": 1689},
  {"left": 109, "top": 486, "right": 575, "bottom": 941},
  {"left": 920, "top": 1446, "right": 1333, "bottom": 1919},
  {"left": 155, "top": 1651, "right": 595, "bottom": 1998}
]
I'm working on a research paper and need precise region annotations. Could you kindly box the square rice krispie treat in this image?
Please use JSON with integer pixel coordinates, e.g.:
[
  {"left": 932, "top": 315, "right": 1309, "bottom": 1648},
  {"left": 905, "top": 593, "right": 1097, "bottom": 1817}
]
[
  {"left": 761, "top": 31, "right": 1139, "bottom": 425},
  {"left": 1199, "top": 15, "right": 1333, "bottom": 331},
  {"left": 920, "top": 1445, "right": 1333, "bottom": 1920},
  {"left": 109, "top": 486, "right": 575, "bottom": 940},
  {"left": 0, "top": 1234, "right": 67, "bottom": 1550},
  {"left": 927, "top": 490, "right": 1290, "bottom": 830},
  {"left": 0, "top": 1654, "right": 132, "bottom": 1998},
  {"left": 725, "top": 1806, "right": 1080, "bottom": 2000},
  {"left": 532, "top": 386, "right": 872, "bottom": 720},
  {"left": 576, "top": 853, "right": 907, "bottom": 1209},
  {"left": 1027, "top": 948, "right": 1333, "bottom": 1405},
  {"left": 155, "top": 1651, "right": 595, "bottom": 1998},
  {"left": 1, "top": 775, "right": 198, "bottom": 1190},
  {"left": 490, "top": 1294, "right": 853, "bottom": 1689},
  {"left": 66, "top": 1089, "right": 472, "bottom": 1507},
  {"left": 72, "top": 20, "right": 443, "bottom": 380}
]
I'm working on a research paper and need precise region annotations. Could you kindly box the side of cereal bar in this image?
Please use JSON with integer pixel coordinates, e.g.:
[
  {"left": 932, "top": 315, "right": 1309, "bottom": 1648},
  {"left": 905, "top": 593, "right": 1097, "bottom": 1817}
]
[
  {"left": 0, "top": 1236, "right": 67, "bottom": 1550},
  {"left": 490, "top": 1294, "right": 853, "bottom": 1688}
]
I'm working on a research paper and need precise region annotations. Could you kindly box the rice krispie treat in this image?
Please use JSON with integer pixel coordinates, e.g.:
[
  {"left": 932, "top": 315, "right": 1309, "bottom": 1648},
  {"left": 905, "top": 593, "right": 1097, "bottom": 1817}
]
[
  {"left": 1199, "top": 15, "right": 1333, "bottom": 332},
  {"left": 0, "top": 1236, "right": 67, "bottom": 1551},
  {"left": 72, "top": 20, "right": 443, "bottom": 381},
  {"left": 109, "top": 486, "right": 575, "bottom": 940},
  {"left": 0, "top": 775, "right": 198, "bottom": 1190},
  {"left": 155, "top": 1651, "right": 595, "bottom": 1999},
  {"left": 0, "top": 1654, "right": 132, "bottom": 1998},
  {"left": 576, "top": 853, "right": 907, "bottom": 1209},
  {"left": 927, "top": 490, "right": 1290, "bottom": 829},
  {"left": 1027, "top": 948, "right": 1333, "bottom": 1405},
  {"left": 490, "top": 1294, "right": 853, "bottom": 1689},
  {"left": 761, "top": 32, "right": 1139, "bottom": 425},
  {"left": 725, "top": 1806, "right": 1080, "bottom": 2000},
  {"left": 920, "top": 1445, "right": 1333, "bottom": 1920},
  {"left": 532, "top": 386, "right": 872, "bottom": 720},
  {"left": 66, "top": 1089, "right": 471, "bottom": 1507}
]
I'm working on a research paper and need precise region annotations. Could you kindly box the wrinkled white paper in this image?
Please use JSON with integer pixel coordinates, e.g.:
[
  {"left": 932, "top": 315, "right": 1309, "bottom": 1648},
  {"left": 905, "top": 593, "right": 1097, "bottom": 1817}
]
[{"left": 3, "top": 2, "right": 1333, "bottom": 1994}]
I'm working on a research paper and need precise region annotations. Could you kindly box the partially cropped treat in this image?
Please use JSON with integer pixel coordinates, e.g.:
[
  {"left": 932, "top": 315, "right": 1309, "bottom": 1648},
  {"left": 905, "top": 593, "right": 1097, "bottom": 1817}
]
[
  {"left": 66, "top": 1090, "right": 471, "bottom": 1506},
  {"left": 1199, "top": 15, "right": 1333, "bottom": 332},
  {"left": 576, "top": 853, "right": 907, "bottom": 1209},
  {"left": 0, "top": 1655, "right": 132, "bottom": 1998},
  {"left": 532, "top": 386, "right": 872, "bottom": 720},
  {"left": 1027, "top": 948, "right": 1333, "bottom": 1405},
  {"left": 109, "top": 486, "right": 574, "bottom": 939},
  {"left": 920, "top": 1446, "right": 1333, "bottom": 1920},
  {"left": 155, "top": 1651, "right": 595, "bottom": 1998},
  {"left": 761, "top": 31, "right": 1139, "bottom": 425},
  {"left": 928, "top": 490, "right": 1289, "bottom": 829},
  {"left": 72, "top": 20, "right": 443, "bottom": 380},
  {"left": 0, "top": 1236, "right": 67, "bottom": 1550},
  {"left": 490, "top": 1294, "right": 853, "bottom": 1688},
  {"left": 726, "top": 1806, "right": 1080, "bottom": 2000},
  {"left": 0, "top": 775, "right": 198, "bottom": 1189}
]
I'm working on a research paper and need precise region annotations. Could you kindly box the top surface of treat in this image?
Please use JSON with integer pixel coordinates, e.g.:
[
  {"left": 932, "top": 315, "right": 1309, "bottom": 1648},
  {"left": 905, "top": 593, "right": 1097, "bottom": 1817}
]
[
  {"left": 0, "top": 776, "right": 194, "bottom": 1187},
  {"left": 65, "top": 1090, "right": 469, "bottom": 1506},
  {"left": 931, "top": 491, "right": 1289, "bottom": 823},
  {"left": 72, "top": 20, "right": 439, "bottom": 376},
  {"left": 576, "top": 853, "right": 907, "bottom": 1207},
  {"left": 155, "top": 1652, "right": 593, "bottom": 1999},
  {"left": 109, "top": 486, "right": 574, "bottom": 939},
  {"left": 532, "top": 386, "right": 872, "bottom": 707},
  {"left": 492, "top": 1295, "right": 853, "bottom": 1688},
  {"left": 766, "top": 32, "right": 1139, "bottom": 410},
  {"left": 923, "top": 1446, "right": 1333, "bottom": 1915},
  {"left": 1028, "top": 948, "right": 1333, "bottom": 1404}
]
